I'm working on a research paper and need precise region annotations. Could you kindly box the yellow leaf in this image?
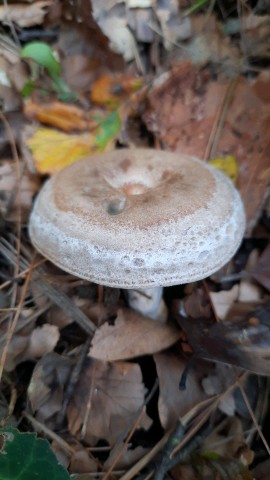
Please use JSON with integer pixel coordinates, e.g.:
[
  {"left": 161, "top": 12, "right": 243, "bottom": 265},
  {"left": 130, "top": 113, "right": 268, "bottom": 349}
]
[
  {"left": 209, "top": 155, "right": 238, "bottom": 184},
  {"left": 26, "top": 128, "right": 98, "bottom": 174}
]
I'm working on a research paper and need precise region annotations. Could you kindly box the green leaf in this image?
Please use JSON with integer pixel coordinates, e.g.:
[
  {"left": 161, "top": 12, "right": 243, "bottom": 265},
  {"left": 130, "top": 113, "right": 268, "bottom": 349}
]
[
  {"left": 0, "top": 427, "right": 70, "bottom": 480},
  {"left": 21, "top": 42, "right": 61, "bottom": 77},
  {"left": 21, "top": 79, "right": 36, "bottom": 97},
  {"left": 95, "top": 111, "right": 121, "bottom": 150},
  {"left": 184, "top": 0, "right": 210, "bottom": 15}
]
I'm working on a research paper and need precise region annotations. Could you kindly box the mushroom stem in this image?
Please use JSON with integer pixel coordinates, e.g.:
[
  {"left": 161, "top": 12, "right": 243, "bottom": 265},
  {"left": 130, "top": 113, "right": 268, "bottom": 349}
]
[{"left": 126, "top": 286, "right": 167, "bottom": 321}]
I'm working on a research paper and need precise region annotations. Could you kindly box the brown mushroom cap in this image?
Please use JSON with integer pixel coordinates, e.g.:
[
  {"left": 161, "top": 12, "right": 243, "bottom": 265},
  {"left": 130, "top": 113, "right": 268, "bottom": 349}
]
[{"left": 29, "top": 149, "right": 246, "bottom": 288}]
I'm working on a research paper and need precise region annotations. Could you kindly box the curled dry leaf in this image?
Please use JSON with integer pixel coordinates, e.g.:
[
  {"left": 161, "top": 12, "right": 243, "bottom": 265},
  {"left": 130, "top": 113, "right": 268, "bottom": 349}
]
[
  {"left": 67, "top": 358, "right": 151, "bottom": 446},
  {"left": 89, "top": 308, "right": 181, "bottom": 361},
  {"left": 154, "top": 352, "right": 208, "bottom": 430},
  {"left": 24, "top": 101, "right": 93, "bottom": 132}
]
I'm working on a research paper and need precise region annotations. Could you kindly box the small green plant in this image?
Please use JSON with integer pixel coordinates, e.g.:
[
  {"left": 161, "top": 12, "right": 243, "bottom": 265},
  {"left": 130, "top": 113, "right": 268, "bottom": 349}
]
[
  {"left": 0, "top": 427, "right": 70, "bottom": 479},
  {"left": 21, "top": 41, "right": 76, "bottom": 101}
]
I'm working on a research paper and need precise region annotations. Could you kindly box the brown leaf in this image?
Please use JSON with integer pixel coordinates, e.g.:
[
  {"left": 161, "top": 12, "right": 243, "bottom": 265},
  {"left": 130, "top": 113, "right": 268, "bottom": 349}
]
[
  {"left": 144, "top": 63, "right": 270, "bottom": 231},
  {"left": 209, "top": 285, "right": 239, "bottom": 320},
  {"left": 89, "top": 308, "right": 181, "bottom": 361},
  {"left": 104, "top": 444, "right": 149, "bottom": 470},
  {"left": 154, "top": 352, "right": 208, "bottom": 430},
  {"left": 22, "top": 324, "right": 60, "bottom": 360},
  {"left": 67, "top": 358, "right": 151, "bottom": 446},
  {"left": 0, "top": 1, "right": 52, "bottom": 28},
  {"left": 28, "top": 352, "right": 74, "bottom": 424},
  {"left": 24, "top": 101, "right": 95, "bottom": 132},
  {"left": 69, "top": 450, "right": 98, "bottom": 474}
]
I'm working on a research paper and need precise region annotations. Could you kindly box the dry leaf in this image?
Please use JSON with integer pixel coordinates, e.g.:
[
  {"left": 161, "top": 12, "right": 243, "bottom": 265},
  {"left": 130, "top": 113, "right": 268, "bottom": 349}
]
[
  {"left": 67, "top": 358, "right": 151, "bottom": 446},
  {"left": 202, "top": 417, "right": 250, "bottom": 459},
  {"left": 91, "top": 74, "right": 143, "bottom": 108},
  {"left": 104, "top": 444, "right": 149, "bottom": 470},
  {"left": 89, "top": 308, "right": 181, "bottom": 361},
  {"left": 69, "top": 450, "right": 98, "bottom": 474},
  {"left": 28, "top": 352, "right": 74, "bottom": 424},
  {"left": 0, "top": 1, "right": 52, "bottom": 27},
  {"left": 238, "top": 279, "right": 262, "bottom": 302},
  {"left": 24, "top": 101, "right": 93, "bottom": 132},
  {"left": 22, "top": 324, "right": 60, "bottom": 360},
  {"left": 0, "top": 308, "right": 42, "bottom": 371},
  {"left": 25, "top": 128, "right": 97, "bottom": 174},
  {"left": 154, "top": 352, "right": 208, "bottom": 429},
  {"left": 143, "top": 63, "right": 270, "bottom": 230},
  {"left": 210, "top": 285, "right": 239, "bottom": 320},
  {"left": 201, "top": 364, "right": 237, "bottom": 416}
]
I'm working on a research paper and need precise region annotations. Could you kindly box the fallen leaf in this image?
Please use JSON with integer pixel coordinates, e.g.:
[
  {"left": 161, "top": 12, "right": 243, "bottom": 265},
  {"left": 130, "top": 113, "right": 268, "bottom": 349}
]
[
  {"left": 24, "top": 101, "right": 92, "bottom": 132},
  {"left": 91, "top": 74, "right": 143, "bottom": 108},
  {"left": 25, "top": 128, "right": 95, "bottom": 174},
  {"left": 143, "top": 63, "right": 270, "bottom": 231},
  {"left": 69, "top": 450, "right": 98, "bottom": 474},
  {"left": 202, "top": 417, "right": 252, "bottom": 461},
  {"left": 238, "top": 279, "right": 262, "bottom": 303},
  {"left": 104, "top": 444, "right": 149, "bottom": 470},
  {"left": 22, "top": 324, "right": 60, "bottom": 360},
  {"left": 201, "top": 364, "right": 237, "bottom": 416},
  {"left": 209, "top": 155, "right": 238, "bottom": 184},
  {"left": 89, "top": 308, "right": 181, "bottom": 361},
  {"left": 0, "top": 308, "right": 42, "bottom": 371},
  {"left": 154, "top": 352, "right": 208, "bottom": 429},
  {"left": 0, "top": 1, "right": 52, "bottom": 28},
  {"left": 210, "top": 285, "right": 239, "bottom": 320},
  {"left": 28, "top": 352, "right": 74, "bottom": 424},
  {"left": 67, "top": 358, "right": 151, "bottom": 446},
  {"left": 24, "top": 109, "right": 121, "bottom": 174}
]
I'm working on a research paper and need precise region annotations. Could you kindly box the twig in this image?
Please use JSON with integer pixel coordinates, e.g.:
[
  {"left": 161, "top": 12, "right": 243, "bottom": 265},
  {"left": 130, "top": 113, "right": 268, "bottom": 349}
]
[
  {"left": 0, "top": 238, "right": 96, "bottom": 335},
  {"left": 237, "top": 380, "right": 270, "bottom": 455},
  {"left": 0, "top": 258, "right": 34, "bottom": 381},
  {"left": 23, "top": 412, "right": 76, "bottom": 455},
  {"left": 154, "top": 421, "right": 185, "bottom": 480},
  {"left": 56, "top": 337, "right": 92, "bottom": 426}
]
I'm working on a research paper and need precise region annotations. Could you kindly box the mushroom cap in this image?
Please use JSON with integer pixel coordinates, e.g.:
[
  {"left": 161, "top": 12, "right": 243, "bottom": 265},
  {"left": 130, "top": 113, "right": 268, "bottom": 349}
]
[{"left": 29, "top": 149, "right": 246, "bottom": 288}]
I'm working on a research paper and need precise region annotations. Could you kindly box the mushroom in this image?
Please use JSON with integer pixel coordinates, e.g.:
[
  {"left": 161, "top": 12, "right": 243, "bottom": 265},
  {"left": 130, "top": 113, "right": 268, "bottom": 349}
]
[{"left": 29, "top": 149, "right": 246, "bottom": 317}]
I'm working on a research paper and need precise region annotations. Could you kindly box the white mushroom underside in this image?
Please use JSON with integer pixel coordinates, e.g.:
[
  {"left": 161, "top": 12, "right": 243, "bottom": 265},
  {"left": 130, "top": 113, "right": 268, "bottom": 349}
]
[{"left": 29, "top": 150, "right": 246, "bottom": 288}]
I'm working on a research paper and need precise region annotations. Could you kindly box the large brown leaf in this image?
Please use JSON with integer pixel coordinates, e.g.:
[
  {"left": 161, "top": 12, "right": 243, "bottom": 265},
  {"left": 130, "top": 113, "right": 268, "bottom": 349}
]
[
  {"left": 67, "top": 358, "right": 151, "bottom": 446},
  {"left": 89, "top": 308, "right": 181, "bottom": 361}
]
